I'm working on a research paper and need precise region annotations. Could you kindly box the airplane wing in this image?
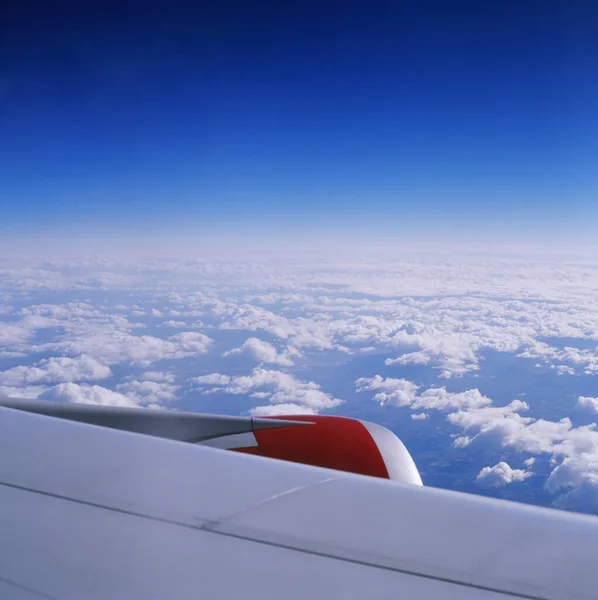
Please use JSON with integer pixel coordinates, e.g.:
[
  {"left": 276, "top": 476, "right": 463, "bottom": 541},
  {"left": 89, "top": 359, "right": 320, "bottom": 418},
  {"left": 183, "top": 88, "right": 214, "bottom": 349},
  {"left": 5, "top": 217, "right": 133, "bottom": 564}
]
[
  {"left": 0, "top": 398, "right": 423, "bottom": 483},
  {"left": 0, "top": 404, "right": 597, "bottom": 599}
]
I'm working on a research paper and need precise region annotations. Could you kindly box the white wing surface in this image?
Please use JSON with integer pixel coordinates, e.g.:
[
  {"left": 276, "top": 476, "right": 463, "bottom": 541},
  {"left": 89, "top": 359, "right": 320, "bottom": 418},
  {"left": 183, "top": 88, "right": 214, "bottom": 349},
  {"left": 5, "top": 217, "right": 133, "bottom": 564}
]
[{"left": 0, "top": 405, "right": 597, "bottom": 599}]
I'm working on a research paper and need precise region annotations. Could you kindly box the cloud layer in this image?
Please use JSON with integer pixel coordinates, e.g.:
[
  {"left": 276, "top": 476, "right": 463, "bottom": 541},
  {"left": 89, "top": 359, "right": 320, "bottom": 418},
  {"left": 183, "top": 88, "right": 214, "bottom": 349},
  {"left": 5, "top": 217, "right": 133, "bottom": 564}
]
[{"left": 2, "top": 251, "right": 598, "bottom": 513}]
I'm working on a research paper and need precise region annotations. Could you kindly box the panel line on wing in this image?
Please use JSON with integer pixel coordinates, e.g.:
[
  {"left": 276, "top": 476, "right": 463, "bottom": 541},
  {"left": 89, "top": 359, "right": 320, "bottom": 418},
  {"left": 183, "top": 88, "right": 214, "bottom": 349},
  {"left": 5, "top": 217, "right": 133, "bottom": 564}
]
[
  {"left": 202, "top": 475, "right": 340, "bottom": 526},
  {"left": 208, "top": 526, "right": 552, "bottom": 600},
  {"left": 0, "top": 574, "right": 61, "bottom": 600}
]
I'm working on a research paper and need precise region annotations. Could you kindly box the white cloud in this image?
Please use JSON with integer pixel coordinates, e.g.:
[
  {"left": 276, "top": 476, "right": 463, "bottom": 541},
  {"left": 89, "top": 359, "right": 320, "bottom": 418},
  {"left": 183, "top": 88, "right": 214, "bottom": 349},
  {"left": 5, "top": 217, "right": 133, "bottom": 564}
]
[
  {"left": 519, "top": 342, "right": 598, "bottom": 376},
  {"left": 0, "top": 355, "right": 111, "bottom": 386},
  {"left": 39, "top": 383, "right": 139, "bottom": 408},
  {"left": 546, "top": 452, "right": 598, "bottom": 514},
  {"left": 412, "top": 387, "right": 491, "bottom": 412},
  {"left": 162, "top": 320, "right": 187, "bottom": 328},
  {"left": 385, "top": 334, "right": 479, "bottom": 378},
  {"left": 0, "top": 323, "right": 35, "bottom": 347},
  {"left": 387, "top": 351, "right": 431, "bottom": 365},
  {"left": 552, "top": 481, "right": 598, "bottom": 514},
  {"left": 168, "top": 332, "right": 213, "bottom": 353},
  {"left": 447, "top": 400, "right": 535, "bottom": 449},
  {"left": 38, "top": 377, "right": 178, "bottom": 408},
  {"left": 476, "top": 462, "right": 532, "bottom": 487},
  {"left": 355, "top": 376, "right": 490, "bottom": 412},
  {"left": 8, "top": 254, "right": 598, "bottom": 385},
  {"left": 447, "top": 399, "right": 598, "bottom": 510},
  {"left": 577, "top": 396, "right": 598, "bottom": 413},
  {"left": 354, "top": 375, "right": 419, "bottom": 407},
  {"left": 217, "top": 305, "right": 297, "bottom": 340},
  {"left": 195, "top": 368, "right": 343, "bottom": 414},
  {"left": 0, "top": 351, "right": 26, "bottom": 358},
  {"left": 551, "top": 364, "right": 576, "bottom": 375},
  {"left": 356, "top": 374, "right": 598, "bottom": 509},
  {"left": 141, "top": 371, "right": 175, "bottom": 383},
  {"left": 449, "top": 402, "right": 595, "bottom": 456},
  {"left": 42, "top": 324, "right": 213, "bottom": 367},
  {"left": 193, "top": 373, "right": 231, "bottom": 386},
  {"left": 411, "top": 412, "right": 428, "bottom": 420},
  {"left": 162, "top": 319, "right": 204, "bottom": 329},
  {"left": 0, "top": 385, "right": 47, "bottom": 399},
  {"left": 0, "top": 314, "right": 60, "bottom": 348},
  {"left": 116, "top": 380, "right": 179, "bottom": 404},
  {"left": 223, "top": 337, "right": 295, "bottom": 366}
]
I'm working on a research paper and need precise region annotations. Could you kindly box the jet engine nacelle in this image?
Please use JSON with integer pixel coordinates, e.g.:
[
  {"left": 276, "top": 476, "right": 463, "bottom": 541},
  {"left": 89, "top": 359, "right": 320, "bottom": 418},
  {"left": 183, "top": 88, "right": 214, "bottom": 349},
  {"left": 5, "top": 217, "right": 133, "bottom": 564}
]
[{"left": 235, "top": 415, "right": 422, "bottom": 485}]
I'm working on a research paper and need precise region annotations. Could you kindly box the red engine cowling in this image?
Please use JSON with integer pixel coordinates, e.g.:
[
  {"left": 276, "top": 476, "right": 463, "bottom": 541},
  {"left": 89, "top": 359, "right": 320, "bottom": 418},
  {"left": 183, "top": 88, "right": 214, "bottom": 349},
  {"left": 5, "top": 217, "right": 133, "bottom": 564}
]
[{"left": 236, "top": 415, "right": 422, "bottom": 485}]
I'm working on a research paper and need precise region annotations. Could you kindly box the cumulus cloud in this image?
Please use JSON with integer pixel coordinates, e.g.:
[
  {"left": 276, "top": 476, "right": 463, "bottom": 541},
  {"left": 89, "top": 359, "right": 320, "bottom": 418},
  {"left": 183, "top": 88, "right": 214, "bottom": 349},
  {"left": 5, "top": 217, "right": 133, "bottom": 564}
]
[
  {"left": 194, "top": 368, "right": 343, "bottom": 414},
  {"left": 162, "top": 320, "right": 188, "bottom": 328},
  {"left": 223, "top": 337, "right": 295, "bottom": 366},
  {"left": 0, "top": 323, "right": 36, "bottom": 347},
  {"left": 2, "top": 303, "right": 213, "bottom": 368},
  {"left": 45, "top": 326, "right": 213, "bottom": 367},
  {"left": 356, "top": 374, "right": 598, "bottom": 510},
  {"left": 0, "top": 385, "right": 47, "bottom": 399},
  {"left": 6, "top": 255, "right": 598, "bottom": 384},
  {"left": 141, "top": 371, "right": 175, "bottom": 383},
  {"left": 217, "top": 305, "right": 297, "bottom": 340},
  {"left": 168, "top": 332, "right": 213, "bottom": 353},
  {"left": 40, "top": 383, "right": 139, "bottom": 407},
  {"left": 116, "top": 380, "right": 179, "bottom": 404},
  {"left": 354, "top": 375, "right": 419, "bottom": 407},
  {"left": 577, "top": 396, "right": 598, "bottom": 413},
  {"left": 476, "top": 462, "right": 532, "bottom": 487},
  {"left": 194, "top": 373, "right": 231, "bottom": 386},
  {"left": 355, "top": 376, "right": 490, "bottom": 412},
  {"left": 411, "top": 412, "right": 428, "bottom": 420},
  {"left": 448, "top": 402, "right": 586, "bottom": 455},
  {"left": 0, "top": 355, "right": 111, "bottom": 386},
  {"left": 0, "top": 314, "right": 60, "bottom": 348},
  {"left": 385, "top": 334, "right": 479, "bottom": 378},
  {"left": 519, "top": 342, "right": 598, "bottom": 376},
  {"left": 447, "top": 400, "right": 535, "bottom": 449},
  {"left": 412, "top": 387, "right": 491, "bottom": 412},
  {"left": 447, "top": 400, "right": 598, "bottom": 511},
  {"left": 552, "top": 481, "right": 598, "bottom": 514}
]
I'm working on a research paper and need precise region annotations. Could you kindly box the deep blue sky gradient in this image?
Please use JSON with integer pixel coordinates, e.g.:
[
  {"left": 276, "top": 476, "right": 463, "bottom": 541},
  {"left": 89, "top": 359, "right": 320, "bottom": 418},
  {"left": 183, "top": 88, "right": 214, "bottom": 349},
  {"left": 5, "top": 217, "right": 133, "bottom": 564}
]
[{"left": 2, "top": 1, "right": 597, "bottom": 237}]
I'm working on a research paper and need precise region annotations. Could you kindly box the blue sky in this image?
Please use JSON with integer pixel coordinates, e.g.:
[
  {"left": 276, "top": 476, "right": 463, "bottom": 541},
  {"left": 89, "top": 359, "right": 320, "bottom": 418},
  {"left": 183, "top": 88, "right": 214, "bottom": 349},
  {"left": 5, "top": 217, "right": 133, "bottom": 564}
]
[{"left": 2, "top": 1, "right": 597, "bottom": 240}]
